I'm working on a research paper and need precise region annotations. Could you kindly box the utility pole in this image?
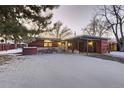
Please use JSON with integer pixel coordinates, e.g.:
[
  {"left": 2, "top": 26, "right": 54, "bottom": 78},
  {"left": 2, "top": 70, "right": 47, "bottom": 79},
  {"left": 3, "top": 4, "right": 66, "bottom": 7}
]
[{"left": 74, "top": 31, "right": 76, "bottom": 37}]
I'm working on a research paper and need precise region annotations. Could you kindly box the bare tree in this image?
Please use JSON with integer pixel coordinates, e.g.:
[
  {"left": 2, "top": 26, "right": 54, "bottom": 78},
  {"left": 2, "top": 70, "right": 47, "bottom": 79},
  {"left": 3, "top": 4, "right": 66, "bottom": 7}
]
[
  {"left": 49, "top": 21, "right": 72, "bottom": 39},
  {"left": 82, "top": 14, "right": 110, "bottom": 37},
  {"left": 100, "top": 5, "right": 124, "bottom": 51}
]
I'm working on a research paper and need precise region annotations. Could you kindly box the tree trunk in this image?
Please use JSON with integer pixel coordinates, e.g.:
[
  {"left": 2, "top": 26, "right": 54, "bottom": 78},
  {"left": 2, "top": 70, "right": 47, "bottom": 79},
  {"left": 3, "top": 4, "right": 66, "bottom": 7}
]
[
  {"left": 120, "top": 38, "right": 124, "bottom": 51},
  {"left": 119, "top": 19, "right": 124, "bottom": 51},
  {"left": 117, "top": 42, "right": 121, "bottom": 51}
]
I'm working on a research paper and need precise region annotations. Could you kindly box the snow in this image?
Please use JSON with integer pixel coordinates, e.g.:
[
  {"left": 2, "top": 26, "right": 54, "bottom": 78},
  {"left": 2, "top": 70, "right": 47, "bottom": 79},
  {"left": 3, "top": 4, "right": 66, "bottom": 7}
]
[
  {"left": 24, "top": 47, "right": 37, "bottom": 48},
  {"left": 0, "top": 54, "right": 124, "bottom": 88},
  {"left": 108, "top": 51, "right": 124, "bottom": 58},
  {"left": 0, "top": 48, "right": 22, "bottom": 55}
]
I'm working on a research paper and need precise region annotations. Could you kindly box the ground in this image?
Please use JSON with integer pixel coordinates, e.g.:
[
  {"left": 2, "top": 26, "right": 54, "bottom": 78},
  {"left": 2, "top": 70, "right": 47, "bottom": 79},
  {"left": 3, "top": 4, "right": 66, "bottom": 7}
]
[
  {"left": 109, "top": 51, "right": 124, "bottom": 58},
  {"left": 87, "top": 53, "right": 124, "bottom": 63},
  {"left": 0, "top": 53, "right": 124, "bottom": 88},
  {"left": 0, "top": 48, "right": 22, "bottom": 55}
]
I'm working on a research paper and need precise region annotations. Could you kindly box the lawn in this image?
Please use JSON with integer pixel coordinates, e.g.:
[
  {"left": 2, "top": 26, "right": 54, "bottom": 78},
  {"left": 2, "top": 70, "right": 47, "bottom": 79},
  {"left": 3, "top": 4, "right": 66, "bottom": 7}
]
[
  {"left": 86, "top": 53, "right": 124, "bottom": 63},
  {"left": 0, "top": 54, "right": 124, "bottom": 88}
]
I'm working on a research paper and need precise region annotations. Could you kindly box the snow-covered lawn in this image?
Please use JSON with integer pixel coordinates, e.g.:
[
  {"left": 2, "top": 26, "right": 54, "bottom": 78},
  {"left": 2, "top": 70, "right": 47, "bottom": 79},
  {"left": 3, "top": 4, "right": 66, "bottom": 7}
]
[
  {"left": 109, "top": 51, "right": 124, "bottom": 58},
  {"left": 0, "top": 48, "right": 22, "bottom": 55},
  {"left": 0, "top": 54, "right": 124, "bottom": 88}
]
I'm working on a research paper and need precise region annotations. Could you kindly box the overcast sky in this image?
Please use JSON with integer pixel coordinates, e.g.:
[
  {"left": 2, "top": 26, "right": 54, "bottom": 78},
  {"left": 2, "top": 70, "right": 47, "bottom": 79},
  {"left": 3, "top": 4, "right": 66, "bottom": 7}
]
[{"left": 52, "top": 5, "right": 100, "bottom": 36}]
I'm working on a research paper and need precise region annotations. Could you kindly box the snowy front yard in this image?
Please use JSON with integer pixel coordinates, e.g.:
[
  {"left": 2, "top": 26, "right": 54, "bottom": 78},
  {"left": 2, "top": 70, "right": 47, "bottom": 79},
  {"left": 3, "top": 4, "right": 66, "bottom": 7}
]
[
  {"left": 0, "top": 54, "right": 124, "bottom": 88},
  {"left": 109, "top": 51, "right": 124, "bottom": 58},
  {"left": 0, "top": 48, "right": 22, "bottom": 55}
]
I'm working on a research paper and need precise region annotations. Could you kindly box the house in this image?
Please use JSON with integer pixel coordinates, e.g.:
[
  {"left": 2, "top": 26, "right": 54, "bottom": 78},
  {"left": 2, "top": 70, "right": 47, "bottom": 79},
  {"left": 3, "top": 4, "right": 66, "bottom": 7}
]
[
  {"left": 63, "top": 35, "right": 109, "bottom": 54},
  {"left": 28, "top": 35, "right": 109, "bottom": 54},
  {"left": 109, "top": 39, "right": 118, "bottom": 51},
  {"left": 28, "top": 37, "right": 62, "bottom": 47}
]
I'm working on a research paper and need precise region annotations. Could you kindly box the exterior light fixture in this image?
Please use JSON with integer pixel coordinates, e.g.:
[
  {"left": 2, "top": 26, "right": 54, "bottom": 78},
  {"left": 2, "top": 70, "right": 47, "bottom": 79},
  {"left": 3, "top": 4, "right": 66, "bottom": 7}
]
[
  {"left": 58, "top": 42, "right": 61, "bottom": 46},
  {"left": 88, "top": 41, "right": 93, "bottom": 46},
  {"left": 68, "top": 43, "right": 71, "bottom": 47},
  {"left": 87, "top": 40, "right": 93, "bottom": 56}
]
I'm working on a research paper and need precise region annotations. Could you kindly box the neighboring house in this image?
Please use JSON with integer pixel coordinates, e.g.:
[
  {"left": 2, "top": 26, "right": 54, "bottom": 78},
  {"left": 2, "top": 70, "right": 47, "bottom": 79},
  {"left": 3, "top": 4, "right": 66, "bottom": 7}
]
[
  {"left": 109, "top": 39, "right": 118, "bottom": 51},
  {"left": 0, "top": 37, "right": 27, "bottom": 51},
  {"left": 110, "top": 43, "right": 117, "bottom": 51}
]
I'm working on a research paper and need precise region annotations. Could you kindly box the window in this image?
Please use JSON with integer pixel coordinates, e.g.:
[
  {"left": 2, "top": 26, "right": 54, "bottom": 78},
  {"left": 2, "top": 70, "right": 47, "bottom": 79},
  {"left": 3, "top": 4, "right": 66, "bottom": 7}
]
[{"left": 44, "top": 40, "right": 52, "bottom": 47}]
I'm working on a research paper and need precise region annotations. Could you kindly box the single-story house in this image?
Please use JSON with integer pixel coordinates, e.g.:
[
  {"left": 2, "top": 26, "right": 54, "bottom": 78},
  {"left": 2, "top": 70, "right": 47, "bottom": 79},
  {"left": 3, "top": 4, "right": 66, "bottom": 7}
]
[
  {"left": 0, "top": 36, "right": 116, "bottom": 54},
  {"left": 28, "top": 35, "right": 109, "bottom": 54}
]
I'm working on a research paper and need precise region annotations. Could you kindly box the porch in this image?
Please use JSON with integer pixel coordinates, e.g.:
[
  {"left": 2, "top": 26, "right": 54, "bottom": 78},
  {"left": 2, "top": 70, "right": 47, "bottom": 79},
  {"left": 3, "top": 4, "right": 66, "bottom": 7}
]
[{"left": 63, "top": 35, "right": 109, "bottom": 54}]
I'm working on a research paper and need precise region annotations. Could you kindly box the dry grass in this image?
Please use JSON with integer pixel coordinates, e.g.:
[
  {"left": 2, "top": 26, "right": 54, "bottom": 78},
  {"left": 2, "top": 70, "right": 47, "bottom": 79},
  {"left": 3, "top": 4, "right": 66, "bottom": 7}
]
[
  {"left": 0, "top": 55, "right": 15, "bottom": 65},
  {"left": 83, "top": 53, "right": 124, "bottom": 64}
]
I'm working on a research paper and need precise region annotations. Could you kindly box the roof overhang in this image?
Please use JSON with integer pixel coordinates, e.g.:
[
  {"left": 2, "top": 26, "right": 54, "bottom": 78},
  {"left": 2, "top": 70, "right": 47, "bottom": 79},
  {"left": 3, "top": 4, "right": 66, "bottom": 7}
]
[{"left": 64, "top": 35, "right": 109, "bottom": 41}]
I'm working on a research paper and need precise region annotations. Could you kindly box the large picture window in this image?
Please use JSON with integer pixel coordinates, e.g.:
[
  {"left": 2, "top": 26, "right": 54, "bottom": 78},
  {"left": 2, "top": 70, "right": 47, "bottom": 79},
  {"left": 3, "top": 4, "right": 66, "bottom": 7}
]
[{"left": 44, "top": 40, "right": 52, "bottom": 47}]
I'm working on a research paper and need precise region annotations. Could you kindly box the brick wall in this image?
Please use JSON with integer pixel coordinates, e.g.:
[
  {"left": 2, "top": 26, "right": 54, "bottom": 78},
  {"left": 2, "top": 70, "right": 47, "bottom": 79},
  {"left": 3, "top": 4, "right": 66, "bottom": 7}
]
[
  {"left": 28, "top": 40, "right": 44, "bottom": 47},
  {"left": 0, "top": 44, "right": 16, "bottom": 51}
]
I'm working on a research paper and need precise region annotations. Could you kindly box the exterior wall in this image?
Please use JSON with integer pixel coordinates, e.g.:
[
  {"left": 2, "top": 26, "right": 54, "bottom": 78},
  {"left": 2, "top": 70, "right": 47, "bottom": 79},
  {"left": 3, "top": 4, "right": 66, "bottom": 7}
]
[
  {"left": 9, "top": 44, "right": 16, "bottom": 49},
  {"left": 28, "top": 40, "right": 44, "bottom": 47},
  {"left": 66, "top": 39, "right": 108, "bottom": 54},
  {"left": 110, "top": 43, "right": 117, "bottom": 51},
  {"left": 28, "top": 38, "right": 109, "bottom": 54},
  {"left": 0, "top": 44, "right": 3, "bottom": 51},
  {"left": 28, "top": 39, "right": 61, "bottom": 47},
  {"left": 100, "top": 40, "right": 108, "bottom": 53},
  {"left": 78, "top": 41, "right": 86, "bottom": 52},
  {"left": 78, "top": 40, "right": 99, "bottom": 53},
  {"left": 95, "top": 40, "right": 101, "bottom": 53},
  {"left": 0, "top": 44, "right": 16, "bottom": 51},
  {"left": 52, "top": 42, "right": 58, "bottom": 47},
  {"left": 23, "top": 47, "right": 37, "bottom": 55}
]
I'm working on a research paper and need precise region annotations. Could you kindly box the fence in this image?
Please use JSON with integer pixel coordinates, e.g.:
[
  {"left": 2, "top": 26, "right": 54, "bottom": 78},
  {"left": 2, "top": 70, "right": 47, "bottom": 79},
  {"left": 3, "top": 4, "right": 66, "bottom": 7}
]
[{"left": 0, "top": 44, "right": 23, "bottom": 51}]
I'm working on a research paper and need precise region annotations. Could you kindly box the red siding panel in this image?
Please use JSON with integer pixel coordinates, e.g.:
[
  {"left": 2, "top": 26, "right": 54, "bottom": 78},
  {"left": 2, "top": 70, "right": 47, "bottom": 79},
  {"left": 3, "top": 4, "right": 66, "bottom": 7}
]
[
  {"left": 100, "top": 40, "right": 108, "bottom": 53},
  {"left": 23, "top": 47, "right": 37, "bottom": 55}
]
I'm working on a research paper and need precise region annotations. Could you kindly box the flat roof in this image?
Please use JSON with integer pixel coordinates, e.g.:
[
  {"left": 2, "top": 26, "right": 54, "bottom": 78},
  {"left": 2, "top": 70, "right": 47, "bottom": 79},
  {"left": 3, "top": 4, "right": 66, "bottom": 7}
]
[
  {"left": 64, "top": 35, "right": 109, "bottom": 41},
  {"left": 35, "top": 37, "right": 61, "bottom": 41}
]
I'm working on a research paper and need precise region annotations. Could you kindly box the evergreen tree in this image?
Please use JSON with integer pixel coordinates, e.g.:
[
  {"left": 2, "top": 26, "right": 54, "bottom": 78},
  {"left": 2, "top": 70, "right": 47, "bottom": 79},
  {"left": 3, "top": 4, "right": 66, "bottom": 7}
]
[{"left": 0, "top": 5, "right": 58, "bottom": 43}]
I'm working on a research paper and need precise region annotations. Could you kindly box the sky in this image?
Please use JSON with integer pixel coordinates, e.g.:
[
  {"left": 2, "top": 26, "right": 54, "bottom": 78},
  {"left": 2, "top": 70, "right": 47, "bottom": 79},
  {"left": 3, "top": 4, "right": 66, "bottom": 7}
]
[{"left": 52, "top": 5, "right": 100, "bottom": 36}]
